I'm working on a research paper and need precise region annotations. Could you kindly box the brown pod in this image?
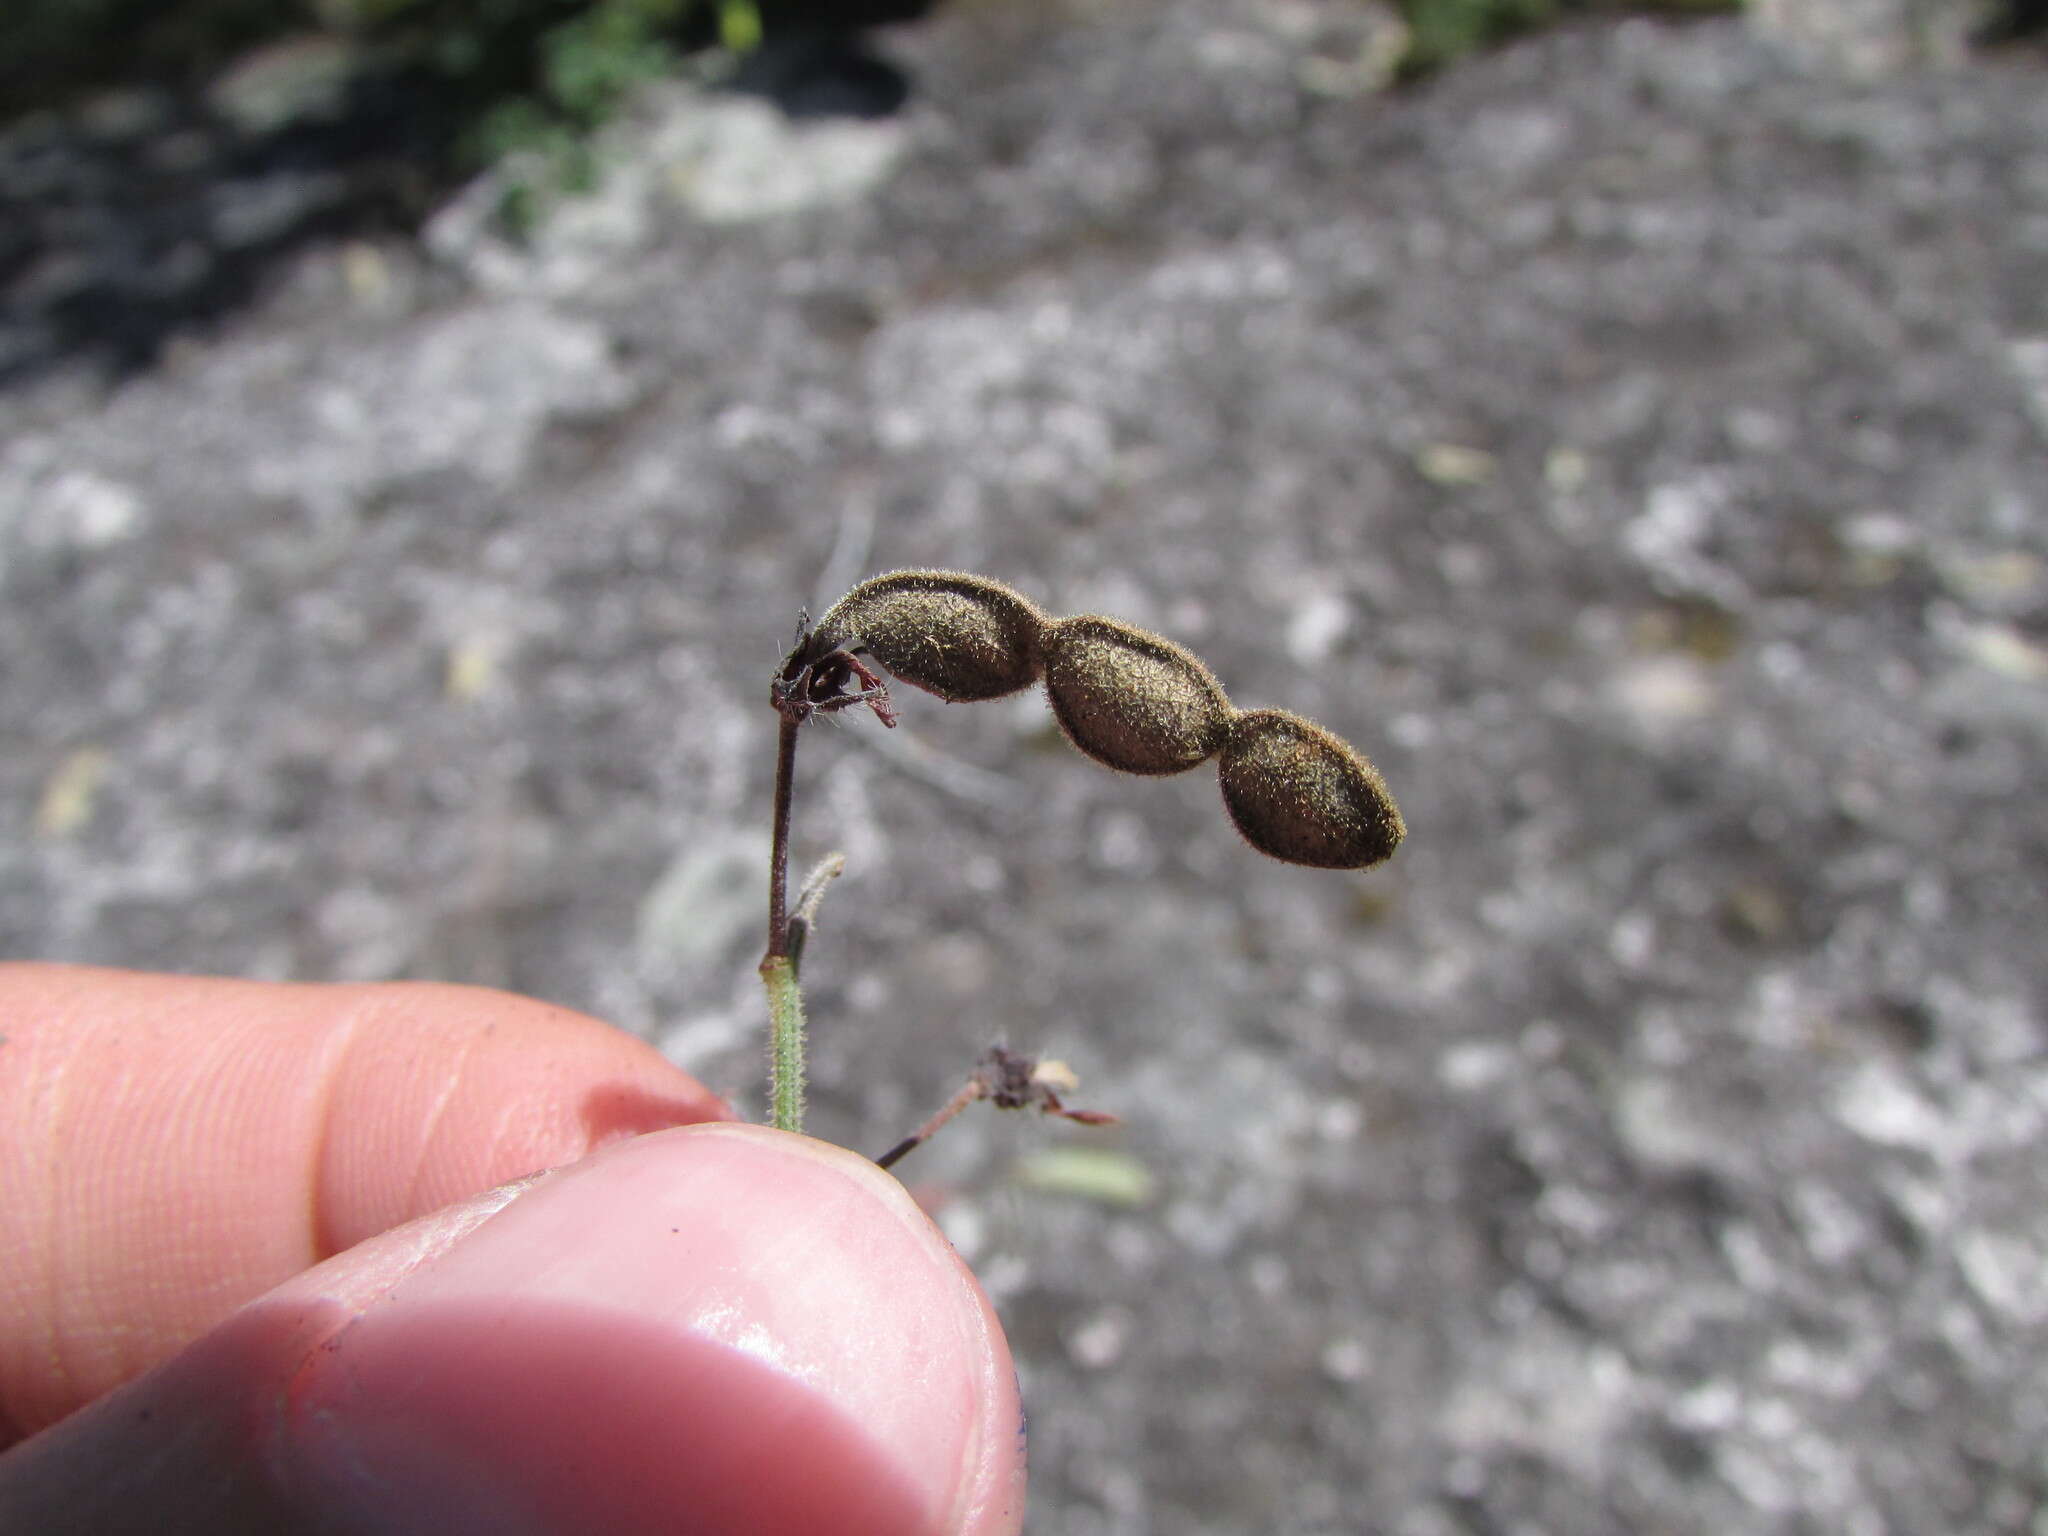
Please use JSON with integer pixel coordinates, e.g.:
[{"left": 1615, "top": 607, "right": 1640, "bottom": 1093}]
[
  {"left": 1217, "top": 709, "right": 1404, "bottom": 869},
  {"left": 1041, "top": 615, "right": 1235, "bottom": 776},
  {"left": 815, "top": 570, "right": 1048, "bottom": 702}
]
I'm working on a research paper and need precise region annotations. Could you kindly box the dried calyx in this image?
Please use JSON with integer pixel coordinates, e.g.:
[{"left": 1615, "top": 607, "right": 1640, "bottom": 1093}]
[{"left": 810, "top": 569, "right": 1403, "bottom": 871}]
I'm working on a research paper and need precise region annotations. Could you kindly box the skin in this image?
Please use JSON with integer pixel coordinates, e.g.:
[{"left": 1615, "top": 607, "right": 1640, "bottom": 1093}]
[{"left": 0, "top": 964, "right": 1026, "bottom": 1535}]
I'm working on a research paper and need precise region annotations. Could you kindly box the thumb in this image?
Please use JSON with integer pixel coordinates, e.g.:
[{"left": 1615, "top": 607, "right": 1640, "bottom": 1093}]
[{"left": 0, "top": 1124, "right": 1026, "bottom": 1536}]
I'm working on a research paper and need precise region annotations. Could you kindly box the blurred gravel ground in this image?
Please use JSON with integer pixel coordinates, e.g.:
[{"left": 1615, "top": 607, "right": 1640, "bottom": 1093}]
[{"left": 4, "top": 4, "right": 2047, "bottom": 1532}]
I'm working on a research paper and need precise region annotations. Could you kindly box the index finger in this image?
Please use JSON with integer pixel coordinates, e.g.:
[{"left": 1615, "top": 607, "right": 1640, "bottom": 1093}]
[{"left": 0, "top": 963, "right": 731, "bottom": 1441}]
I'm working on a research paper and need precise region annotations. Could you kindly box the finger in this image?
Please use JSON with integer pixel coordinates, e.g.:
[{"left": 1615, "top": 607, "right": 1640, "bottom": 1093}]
[
  {"left": 0, "top": 1124, "right": 1027, "bottom": 1536},
  {"left": 0, "top": 963, "right": 731, "bottom": 1441}
]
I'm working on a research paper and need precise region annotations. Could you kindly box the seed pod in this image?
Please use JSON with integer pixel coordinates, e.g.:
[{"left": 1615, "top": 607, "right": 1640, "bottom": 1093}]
[
  {"left": 815, "top": 570, "right": 1047, "bottom": 702},
  {"left": 1217, "top": 709, "right": 1403, "bottom": 869},
  {"left": 1041, "top": 615, "right": 1235, "bottom": 776}
]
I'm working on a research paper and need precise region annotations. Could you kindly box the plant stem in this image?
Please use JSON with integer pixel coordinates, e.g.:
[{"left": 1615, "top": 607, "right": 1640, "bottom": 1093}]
[
  {"left": 764, "top": 716, "right": 799, "bottom": 962},
  {"left": 760, "top": 953, "right": 807, "bottom": 1132},
  {"left": 760, "top": 715, "right": 804, "bottom": 1132},
  {"left": 875, "top": 1076, "right": 984, "bottom": 1170}
]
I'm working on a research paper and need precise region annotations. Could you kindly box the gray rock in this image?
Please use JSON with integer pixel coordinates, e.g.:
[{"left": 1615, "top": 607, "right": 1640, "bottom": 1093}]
[
  {"left": 426, "top": 84, "right": 908, "bottom": 296},
  {"left": 1749, "top": 0, "right": 1992, "bottom": 76},
  {"left": 204, "top": 34, "right": 363, "bottom": 135}
]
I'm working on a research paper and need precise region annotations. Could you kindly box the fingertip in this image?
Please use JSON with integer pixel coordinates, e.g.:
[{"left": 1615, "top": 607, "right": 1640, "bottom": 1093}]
[{"left": 1, "top": 1125, "right": 1027, "bottom": 1535}]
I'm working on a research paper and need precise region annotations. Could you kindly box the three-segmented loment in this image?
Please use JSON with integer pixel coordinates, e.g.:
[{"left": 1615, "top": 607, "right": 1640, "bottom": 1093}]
[{"left": 812, "top": 569, "right": 1404, "bottom": 870}]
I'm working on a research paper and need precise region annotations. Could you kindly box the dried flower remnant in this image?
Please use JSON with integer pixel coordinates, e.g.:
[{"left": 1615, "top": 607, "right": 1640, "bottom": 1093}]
[
  {"left": 874, "top": 1047, "right": 1120, "bottom": 1171},
  {"left": 771, "top": 613, "right": 898, "bottom": 729}
]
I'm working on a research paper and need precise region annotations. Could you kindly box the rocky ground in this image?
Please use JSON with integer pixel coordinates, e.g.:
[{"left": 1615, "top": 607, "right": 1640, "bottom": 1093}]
[{"left": 4, "top": 2, "right": 2046, "bottom": 1531}]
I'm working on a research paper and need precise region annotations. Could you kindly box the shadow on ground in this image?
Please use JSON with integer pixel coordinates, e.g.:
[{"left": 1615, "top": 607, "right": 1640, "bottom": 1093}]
[{"left": 0, "top": 15, "right": 916, "bottom": 386}]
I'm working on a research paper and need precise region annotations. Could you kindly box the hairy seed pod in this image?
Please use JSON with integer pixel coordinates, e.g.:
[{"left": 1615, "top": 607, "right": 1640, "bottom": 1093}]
[
  {"left": 1041, "top": 615, "right": 1236, "bottom": 776},
  {"left": 1217, "top": 709, "right": 1404, "bottom": 869},
  {"left": 815, "top": 570, "right": 1048, "bottom": 702}
]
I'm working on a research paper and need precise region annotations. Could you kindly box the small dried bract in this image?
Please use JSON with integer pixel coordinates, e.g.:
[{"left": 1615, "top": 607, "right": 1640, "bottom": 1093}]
[
  {"left": 982, "top": 1049, "right": 1117, "bottom": 1124},
  {"left": 815, "top": 570, "right": 1048, "bottom": 703},
  {"left": 1218, "top": 709, "right": 1405, "bottom": 869},
  {"left": 1042, "top": 614, "right": 1236, "bottom": 776}
]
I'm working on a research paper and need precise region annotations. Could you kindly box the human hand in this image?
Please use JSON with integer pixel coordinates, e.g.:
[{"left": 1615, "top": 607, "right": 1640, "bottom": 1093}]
[{"left": 0, "top": 964, "right": 1025, "bottom": 1535}]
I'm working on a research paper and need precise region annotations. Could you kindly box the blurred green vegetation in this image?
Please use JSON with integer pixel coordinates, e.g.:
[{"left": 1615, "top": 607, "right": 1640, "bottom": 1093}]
[
  {"left": 5, "top": 0, "right": 1750, "bottom": 131},
  {"left": 1398, "top": 0, "right": 1571, "bottom": 74},
  {"left": 1395, "top": 0, "right": 1741, "bottom": 75},
  {"left": 10, "top": 0, "right": 2040, "bottom": 128},
  {"left": 1, "top": 0, "right": 760, "bottom": 129},
  {"left": 3, "top": 0, "right": 765, "bottom": 232}
]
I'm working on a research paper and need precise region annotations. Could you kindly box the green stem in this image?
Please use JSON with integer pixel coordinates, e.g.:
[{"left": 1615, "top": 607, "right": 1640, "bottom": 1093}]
[{"left": 759, "top": 953, "right": 806, "bottom": 1133}]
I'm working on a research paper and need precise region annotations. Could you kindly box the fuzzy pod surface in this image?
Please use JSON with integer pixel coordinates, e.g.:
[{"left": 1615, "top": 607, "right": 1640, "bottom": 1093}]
[
  {"left": 816, "top": 570, "right": 1048, "bottom": 702},
  {"left": 1218, "top": 709, "right": 1404, "bottom": 869},
  {"left": 1042, "top": 615, "right": 1236, "bottom": 776}
]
